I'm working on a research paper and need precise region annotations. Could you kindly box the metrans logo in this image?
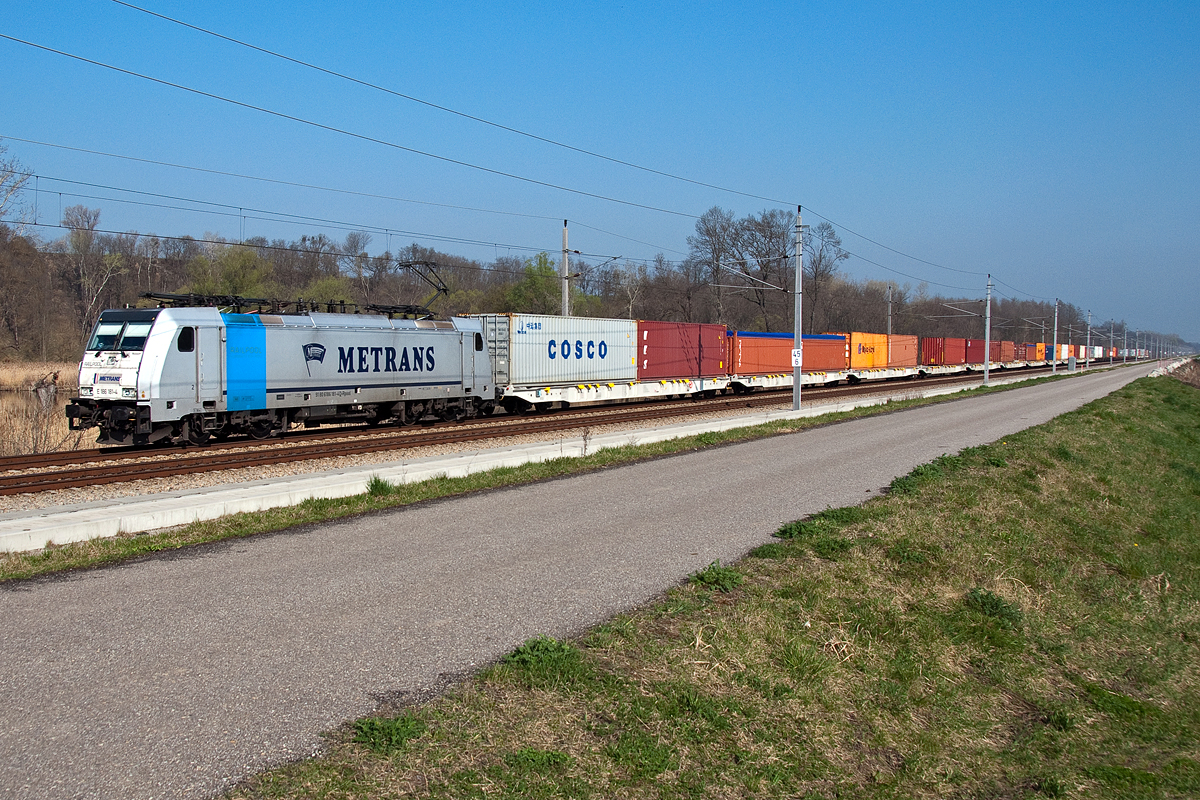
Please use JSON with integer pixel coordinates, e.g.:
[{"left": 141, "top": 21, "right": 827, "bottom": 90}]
[
  {"left": 548, "top": 339, "right": 608, "bottom": 360},
  {"left": 336, "top": 346, "right": 435, "bottom": 373},
  {"left": 302, "top": 343, "right": 326, "bottom": 376}
]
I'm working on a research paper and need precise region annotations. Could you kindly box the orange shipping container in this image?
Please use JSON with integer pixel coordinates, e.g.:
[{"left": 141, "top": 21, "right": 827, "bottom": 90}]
[
  {"left": 828, "top": 332, "right": 890, "bottom": 369},
  {"left": 728, "top": 332, "right": 848, "bottom": 374},
  {"left": 887, "top": 334, "right": 919, "bottom": 367}
]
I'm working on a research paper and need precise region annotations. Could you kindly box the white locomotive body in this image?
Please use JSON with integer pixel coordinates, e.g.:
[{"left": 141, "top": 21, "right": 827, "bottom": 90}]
[{"left": 67, "top": 308, "right": 494, "bottom": 445}]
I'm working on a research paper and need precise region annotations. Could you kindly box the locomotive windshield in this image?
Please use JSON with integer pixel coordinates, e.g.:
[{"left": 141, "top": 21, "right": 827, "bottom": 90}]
[
  {"left": 86, "top": 309, "right": 161, "bottom": 352},
  {"left": 88, "top": 321, "right": 124, "bottom": 351}
]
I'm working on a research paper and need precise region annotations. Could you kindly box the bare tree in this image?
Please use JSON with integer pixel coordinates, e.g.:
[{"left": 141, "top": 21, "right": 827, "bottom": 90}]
[
  {"left": 0, "top": 141, "right": 32, "bottom": 232},
  {"left": 687, "top": 206, "right": 742, "bottom": 324},
  {"left": 738, "top": 209, "right": 792, "bottom": 331},
  {"left": 803, "top": 221, "right": 849, "bottom": 333},
  {"left": 62, "top": 205, "right": 123, "bottom": 341},
  {"left": 340, "top": 230, "right": 374, "bottom": 303},
  {"left": 610, "top": 259, "right": 649, "bottom": 319}
]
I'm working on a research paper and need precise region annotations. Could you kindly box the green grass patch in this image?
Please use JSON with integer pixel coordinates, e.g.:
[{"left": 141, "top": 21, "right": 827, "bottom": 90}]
[
  {"left": 225, "top": 369, "right": 1200, "bottom": 799},
  {"left": 690, "top": 560, "right": 743, "bottom": 592},
  {"left": 497, "top": 635, "right": 592, "bottom": 689},
  {"left": 352, "top": 714, "right": 426, "bottom": 755}
]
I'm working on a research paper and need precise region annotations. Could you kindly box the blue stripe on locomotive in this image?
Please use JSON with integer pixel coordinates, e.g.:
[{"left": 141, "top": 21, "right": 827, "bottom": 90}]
[{"left": 222, "top": 314, "right": 267, "bottom": 411}]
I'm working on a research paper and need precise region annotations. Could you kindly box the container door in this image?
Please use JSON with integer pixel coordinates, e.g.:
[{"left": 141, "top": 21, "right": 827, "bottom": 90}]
[{"left": 197, "top": 326, "right": 222, "bottom": 403}]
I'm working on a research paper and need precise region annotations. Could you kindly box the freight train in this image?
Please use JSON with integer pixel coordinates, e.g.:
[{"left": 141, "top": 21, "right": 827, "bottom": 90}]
[{"left": 66, "top": 305, "right": 1118, "bottom": 446}]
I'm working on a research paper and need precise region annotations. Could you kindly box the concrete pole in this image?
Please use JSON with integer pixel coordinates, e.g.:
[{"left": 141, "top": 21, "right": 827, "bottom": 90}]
[
  {"left": 560, "top": 220, "right": 570, "bottom": 317},
  {"left": 886, "top": 283, "right": 893, "bottom": 365},
  {"left": 1123, "top": 326, "right": 1127, "bottom": 364},
  {"left": 983, "top": 275, "right": 992, "bottom": 386},
  {"left": 1052, "top": 299, "right": 1059, "bottom": 374},
  {"left": 1086, "top": 310, "right": 1092, "bottom": 370},
  {"left": 1110, "top": 319, "right": 1114, "bottom": 363},
  {"left": 792, "top": 207, "right": 803, "bottom": 411}
]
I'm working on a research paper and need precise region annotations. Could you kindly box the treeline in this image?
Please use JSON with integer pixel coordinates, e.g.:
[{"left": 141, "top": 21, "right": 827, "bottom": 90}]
[{"left": 0, "top": 204, "right": 1184, "bottom": 363}]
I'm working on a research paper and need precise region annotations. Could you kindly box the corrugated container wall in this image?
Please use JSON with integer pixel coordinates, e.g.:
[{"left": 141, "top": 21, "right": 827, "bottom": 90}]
[
  {"left": 966, "top": 338, "right": 986, "bottom": 364},
  {"left": 888, "top": 334, "right": 919, "bottom": 367},
  {"left": 999, "top": 341, "right": 1015, "bottom": 362},
  {"left": 637, "top": 321, "right": 726, "bottom": 380},
  {"left": 729, "top": 332, "right": 847, "bottom": 374},
  {"left": 475, "top": 314, "right": 636, "bottom": 386},
  {"left": 920, "top": 337, "right": 968, "bottom": 365},
  {"left": 1035, "top": 343, "right": 1046, "bottom": 360},
  {"left": 803, "top": 335, "right": 849, "bottom": 372},
  {"left": 835, "top": 332, "right": 889, "bottom": 369}
]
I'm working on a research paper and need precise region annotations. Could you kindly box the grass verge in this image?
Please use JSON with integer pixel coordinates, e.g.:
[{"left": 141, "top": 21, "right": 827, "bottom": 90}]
[
  {"left": 225, "top": 370, "right": 1200, "bottom": 799},
  {"left": 0, "top": 370, "right": 1083, "bottom": 582}
]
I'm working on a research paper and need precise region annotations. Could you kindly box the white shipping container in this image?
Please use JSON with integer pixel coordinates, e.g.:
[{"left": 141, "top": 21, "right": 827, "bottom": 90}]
[{"left": 474, "top": 314, "right": 637, "bottom": 386}]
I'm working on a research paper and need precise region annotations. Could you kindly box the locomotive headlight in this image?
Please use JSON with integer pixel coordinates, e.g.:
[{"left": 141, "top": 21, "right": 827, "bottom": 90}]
[
  {"left": 122, "top": 387, "right": 137, "bottom": 398},
  {"left": 79, "top": 386, "right": 93, "bottom": 396}
]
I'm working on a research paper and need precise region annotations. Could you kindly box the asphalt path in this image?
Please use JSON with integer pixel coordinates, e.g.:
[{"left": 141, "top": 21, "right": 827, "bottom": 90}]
[{"left": 0, "top": 364, "right": 1155, "bottom": 798}]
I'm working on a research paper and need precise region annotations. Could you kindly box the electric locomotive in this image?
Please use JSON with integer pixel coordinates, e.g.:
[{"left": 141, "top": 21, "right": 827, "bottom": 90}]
[{"left": 67, "top": 307, "right": 495, "bottom": 445}]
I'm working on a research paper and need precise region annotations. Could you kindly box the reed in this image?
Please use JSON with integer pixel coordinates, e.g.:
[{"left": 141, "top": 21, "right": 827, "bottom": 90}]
[
  {"left": 0, "top": 362, "right": 79, "bottom": 393},
  {"left": 0, "top": 364, "right": 87, "bottom": 455}
]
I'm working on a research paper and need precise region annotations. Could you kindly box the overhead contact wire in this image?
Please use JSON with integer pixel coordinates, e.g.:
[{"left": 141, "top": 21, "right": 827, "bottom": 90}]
[
  {"left": 2, "top": 135, "right": 562, "bottom": 221},
  {"left": 0, "top": 33, "right": 700, "bottom": 219},
  {"left": 109, "top": 0, "right": 795, "bottom": 209}
]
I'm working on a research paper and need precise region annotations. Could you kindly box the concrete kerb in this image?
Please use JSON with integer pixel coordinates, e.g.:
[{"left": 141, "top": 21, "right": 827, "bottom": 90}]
[{"left": 0, "top": 370, "right": 1051, "bottom": 554}]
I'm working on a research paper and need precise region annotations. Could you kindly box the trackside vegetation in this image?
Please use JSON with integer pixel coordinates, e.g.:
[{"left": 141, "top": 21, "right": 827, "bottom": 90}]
[{"left": 225, "top": 371, "right": 1200, "bottom": 799}]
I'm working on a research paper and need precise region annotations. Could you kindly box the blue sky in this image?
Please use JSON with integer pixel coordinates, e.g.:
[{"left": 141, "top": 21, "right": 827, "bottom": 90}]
[{"left": 2, "top": 1, "right": 1197, "bottom": 341}]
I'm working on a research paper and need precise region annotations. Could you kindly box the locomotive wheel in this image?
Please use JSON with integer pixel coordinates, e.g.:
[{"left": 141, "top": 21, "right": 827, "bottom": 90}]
[
  {"left": 182, "top": 418, "right": 210, "bottom": 446},
  {"left": 248, "top": 421, "right": 274, "bottom": 440}
]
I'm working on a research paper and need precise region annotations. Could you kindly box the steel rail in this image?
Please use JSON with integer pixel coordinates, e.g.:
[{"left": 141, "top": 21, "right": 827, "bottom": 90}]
[{"left": 0, "top": 364, "right": 1068, "bottom": 496}]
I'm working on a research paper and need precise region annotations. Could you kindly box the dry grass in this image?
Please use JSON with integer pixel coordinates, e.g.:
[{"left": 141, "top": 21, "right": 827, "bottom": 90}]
[
  {"left": 0, "top": 392, "right": 87, "bottom": 456},
  {"left": 0, "top": 361, "right": 78, "bottom": 392},
  {"left": 0, "top": 362, "right": 84, "bottom": 455}
]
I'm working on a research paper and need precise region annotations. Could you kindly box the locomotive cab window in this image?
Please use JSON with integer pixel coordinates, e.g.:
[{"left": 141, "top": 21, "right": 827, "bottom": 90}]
[
  {"left": 118, "top": 322, "right": 153, "bottom": 351},
  {"left": 87, "top": 321, "right": 155, "bottom": 352},
  {"left": 177, "top": 327, "right": 195, "bottom": 352},
  {"left": 87, "top": 322, "right": 124, "bottom": 351},
  {"left": 475, "top": 332, "right": 484, "bottom": 351}
]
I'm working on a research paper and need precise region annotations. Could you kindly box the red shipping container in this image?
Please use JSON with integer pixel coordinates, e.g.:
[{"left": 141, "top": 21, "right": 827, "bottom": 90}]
[
  {"left": 999, "top": 341, "right": 1015, "bottom": 362},
  {"left": 887, "top": 334, "right": 919, "bottom": 367},
  {"left": 728, "top": 332, "right": 847, "bottom": 374},
  {"left": 966, "top": 338, "right": 986, "bottom": 363},
  {"left": 920, "top": 337, "right": 968, "bottom": 365},
  {"left": 637, "top": 321, "right": 727, "bottom": 380}
]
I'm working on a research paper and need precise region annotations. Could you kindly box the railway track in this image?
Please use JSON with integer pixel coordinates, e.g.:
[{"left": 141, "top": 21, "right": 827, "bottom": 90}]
[{"left": 0, "top": 366, "right": 1055, "bottom": 496}]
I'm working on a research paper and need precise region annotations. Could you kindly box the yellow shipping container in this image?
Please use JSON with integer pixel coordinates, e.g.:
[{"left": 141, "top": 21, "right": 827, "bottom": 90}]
[{"left": 1035, "top": 342, "right": 1046, "bottom": 360}]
